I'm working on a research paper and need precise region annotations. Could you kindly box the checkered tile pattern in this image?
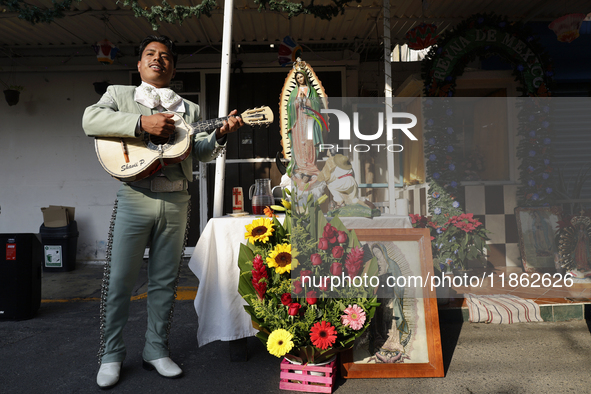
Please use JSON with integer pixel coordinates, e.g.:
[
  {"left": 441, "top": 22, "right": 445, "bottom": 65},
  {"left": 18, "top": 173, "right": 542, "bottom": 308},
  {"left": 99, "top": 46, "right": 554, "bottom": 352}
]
[{"left": 465, "top": 185, "right": 520, "bottom": 268}]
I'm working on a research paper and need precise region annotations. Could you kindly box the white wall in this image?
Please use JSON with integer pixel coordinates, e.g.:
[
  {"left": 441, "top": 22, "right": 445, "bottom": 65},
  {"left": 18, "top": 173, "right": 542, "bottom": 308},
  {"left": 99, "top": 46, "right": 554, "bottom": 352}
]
[
  {"left": 0, "top": 48, "right": 364, "bottom": 262},
  {"left": 0, "top": 69, "right": 130, "bottom": 262}
]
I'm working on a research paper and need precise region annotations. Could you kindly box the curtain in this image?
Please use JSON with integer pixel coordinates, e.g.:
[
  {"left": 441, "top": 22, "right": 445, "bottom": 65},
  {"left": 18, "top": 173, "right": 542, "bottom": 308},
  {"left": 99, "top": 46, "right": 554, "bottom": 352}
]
[
  {"left": 402, "top": 98, "right": 425, "bottom": 184},
  {"left": 472, "top": 91, "right": 509, "bottom": 181}
]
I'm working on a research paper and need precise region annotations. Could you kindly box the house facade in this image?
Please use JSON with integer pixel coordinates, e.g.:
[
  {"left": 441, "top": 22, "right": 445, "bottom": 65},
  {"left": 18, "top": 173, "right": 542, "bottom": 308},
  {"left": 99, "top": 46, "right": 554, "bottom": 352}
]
[{"left": 1, "top": 3, "right": 589, "bottom": 266}]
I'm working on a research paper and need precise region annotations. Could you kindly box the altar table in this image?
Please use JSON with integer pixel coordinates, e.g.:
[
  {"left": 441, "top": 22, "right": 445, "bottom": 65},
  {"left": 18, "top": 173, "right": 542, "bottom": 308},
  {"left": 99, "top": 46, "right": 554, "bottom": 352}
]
[{"left": 188, "top": 214, "right": 412, "bottom": 347}]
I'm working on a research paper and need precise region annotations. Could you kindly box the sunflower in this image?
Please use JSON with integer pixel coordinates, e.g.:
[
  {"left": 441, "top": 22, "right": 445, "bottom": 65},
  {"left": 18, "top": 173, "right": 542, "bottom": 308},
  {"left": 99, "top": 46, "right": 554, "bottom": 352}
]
[
  {"left": 244, "top": 218, "right": 274, "bottom": 244},
  {"left": 267, "top": 329, "right": 294, "bottom": 357},
  {"left": 266, "top": 243, "right": 294, "bottom": 274},
  {"left": 310, "top": 321, "right": 337, "bottom": 350}
]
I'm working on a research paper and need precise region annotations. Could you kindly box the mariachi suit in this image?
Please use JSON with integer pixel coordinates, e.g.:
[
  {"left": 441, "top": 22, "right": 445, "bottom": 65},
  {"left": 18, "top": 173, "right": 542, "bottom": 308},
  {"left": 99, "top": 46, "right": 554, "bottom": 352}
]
[{"left": 83, "top": 85, "right": 224, "bottom": 364}]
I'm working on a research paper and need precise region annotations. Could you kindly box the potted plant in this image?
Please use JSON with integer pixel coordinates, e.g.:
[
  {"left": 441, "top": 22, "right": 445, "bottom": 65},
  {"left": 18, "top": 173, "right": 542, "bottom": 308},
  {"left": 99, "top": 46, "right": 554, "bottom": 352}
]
[
  {"left": 1, "top": 80, "right": 25, "bottom": 106},
  {"left": 93, "top": 80, "right": 111, "bottom": 95},
  {"left": 237, "top": 191, "right": 379, "bottom": 370},
  {"left": 410, "top": 212, "right": 490, "bottom": 274}
]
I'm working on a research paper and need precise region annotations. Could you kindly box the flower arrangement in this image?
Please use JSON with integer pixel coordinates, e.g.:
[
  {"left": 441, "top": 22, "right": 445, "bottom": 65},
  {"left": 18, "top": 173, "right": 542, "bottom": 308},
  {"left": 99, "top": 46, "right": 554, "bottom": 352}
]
[
  {"left": 238, "top": 192, "right": 379, "bottom": 365},
  {"left": 410, "top": 212, "right": 489, "bottom": 273}
]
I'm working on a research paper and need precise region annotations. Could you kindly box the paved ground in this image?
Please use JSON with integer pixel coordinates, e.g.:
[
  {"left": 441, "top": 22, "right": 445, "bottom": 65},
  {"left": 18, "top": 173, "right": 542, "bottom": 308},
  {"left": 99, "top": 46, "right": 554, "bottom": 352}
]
[{"left": 1, "top": 263, "right": 590, "bottom": 393}]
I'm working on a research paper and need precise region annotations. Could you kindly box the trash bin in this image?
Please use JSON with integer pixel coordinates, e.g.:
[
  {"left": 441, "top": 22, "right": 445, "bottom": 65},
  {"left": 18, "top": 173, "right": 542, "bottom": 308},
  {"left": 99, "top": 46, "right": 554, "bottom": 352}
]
[
  {"left": 39, "top": 221, "right": 79, "bottom": 272},
  {"left": 0, "top": 233, "right": 42, "bottom": 320}
]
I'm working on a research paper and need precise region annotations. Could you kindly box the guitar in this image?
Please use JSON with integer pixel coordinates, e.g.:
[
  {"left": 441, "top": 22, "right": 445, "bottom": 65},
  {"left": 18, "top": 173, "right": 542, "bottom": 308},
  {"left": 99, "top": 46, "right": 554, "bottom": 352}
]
[{"left": 94, "top": 106, "right": 274, "bottom": 182}]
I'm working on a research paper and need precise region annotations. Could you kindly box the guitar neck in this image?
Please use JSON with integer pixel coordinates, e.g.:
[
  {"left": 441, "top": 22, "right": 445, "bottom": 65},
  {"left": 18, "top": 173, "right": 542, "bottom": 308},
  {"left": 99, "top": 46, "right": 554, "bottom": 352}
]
[{"left": 190, "top": 116, "right": 233, "bottom": 134}]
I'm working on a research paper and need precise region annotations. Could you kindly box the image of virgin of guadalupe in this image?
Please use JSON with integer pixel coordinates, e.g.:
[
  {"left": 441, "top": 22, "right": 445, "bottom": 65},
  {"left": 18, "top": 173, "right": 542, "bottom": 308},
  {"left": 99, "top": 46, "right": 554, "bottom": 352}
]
[
  {"left": 573, "top": 223, "right": 591, "bottom": 273},
  {"left": 531, "top": 210, "right": 554, "bottom": 257},
  {"left": 559, "top": 215, "right": 591, "bottom": 279},
  {"left": 286, "top": 68, "right": 324, "bottom": 184},
  {"left": 370, "top": 243, "right": 411, "bottom": 363}
]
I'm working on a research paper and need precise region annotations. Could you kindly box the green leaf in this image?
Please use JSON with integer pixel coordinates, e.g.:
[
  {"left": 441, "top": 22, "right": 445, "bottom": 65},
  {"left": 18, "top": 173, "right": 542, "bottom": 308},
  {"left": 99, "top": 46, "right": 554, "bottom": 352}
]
[
  {"left": 273, "top": 216, "right": 286, "bottom": 240},
  {"left": 238, "top": 272, "right": 255, "bottom": 298},
  {"left": 255, "top": 331, "right": 269, "bottom": 345},
  {"left": 237, "top": 243, "right": 255, "bottom": 273}
]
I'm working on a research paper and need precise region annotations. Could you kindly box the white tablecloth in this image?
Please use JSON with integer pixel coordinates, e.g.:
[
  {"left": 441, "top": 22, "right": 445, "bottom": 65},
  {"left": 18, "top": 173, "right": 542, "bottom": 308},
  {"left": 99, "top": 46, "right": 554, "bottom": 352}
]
[
  {"left": 188, "top": 215, "right": 261, "bottom": 346},
  {"left": 188, "top": 214, "right": 411, "bottom": 346}
]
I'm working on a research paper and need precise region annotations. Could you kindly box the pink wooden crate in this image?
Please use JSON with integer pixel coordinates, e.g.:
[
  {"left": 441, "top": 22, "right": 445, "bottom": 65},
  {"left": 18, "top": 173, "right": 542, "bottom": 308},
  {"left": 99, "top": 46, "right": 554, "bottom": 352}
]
[{"left": 279, "top": 357, "right": 337, "bottom": 393}]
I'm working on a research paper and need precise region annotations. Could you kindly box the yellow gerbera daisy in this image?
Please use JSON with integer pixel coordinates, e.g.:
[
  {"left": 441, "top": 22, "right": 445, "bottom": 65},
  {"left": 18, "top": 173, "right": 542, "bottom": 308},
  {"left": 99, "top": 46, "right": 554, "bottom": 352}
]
[
  {"left": 267, "top": 329, "right": 294, "bottom": 357},
  {"left": 244, "top": 218, "right": 274, "bottom": 244},
  {"left": 266, "top": 243, "right": 293, "bottom": 274}
]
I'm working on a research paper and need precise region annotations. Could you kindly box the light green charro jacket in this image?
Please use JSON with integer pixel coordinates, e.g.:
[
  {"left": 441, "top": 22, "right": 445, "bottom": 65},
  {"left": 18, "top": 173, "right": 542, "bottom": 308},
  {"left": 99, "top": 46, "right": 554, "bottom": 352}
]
[{"left": 82, "top": 85, "right": 224, "bottom": 182}]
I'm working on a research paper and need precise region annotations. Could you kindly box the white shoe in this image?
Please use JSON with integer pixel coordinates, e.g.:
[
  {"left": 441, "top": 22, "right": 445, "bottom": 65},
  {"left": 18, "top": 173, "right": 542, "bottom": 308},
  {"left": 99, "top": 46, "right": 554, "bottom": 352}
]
[
  {"left": 142, "top": 357, "right": 183, "bottom": 378},
  {"left": 96, "top": 362, "right": 121, "bottom": 388}
]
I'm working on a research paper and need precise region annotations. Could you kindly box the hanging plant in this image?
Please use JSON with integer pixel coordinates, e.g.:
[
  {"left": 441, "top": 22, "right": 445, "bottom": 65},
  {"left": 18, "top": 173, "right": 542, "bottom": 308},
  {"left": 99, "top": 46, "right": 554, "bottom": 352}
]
[
  {"left": 93, "top": 81, "right": 111, "bottom": 95},
  {"left": 0, "top": 0, "right": 80, "bottom": 24},
  {"left": 3, "top": 88, "right": 22, "bottom": 106},
  {"left": 254, "top": 0, "right": 358, "bottom": 20},
  {"left": 120, "top": 0, "right": 217, "bottom": 30},
  {"left": 121, "top": 0, "right": 359, "bottom": 30},
  {"left": 3, "top": 0, "right": 356, "bottom": 30},
  {"left": 1, "top": 78, "right": 24, "bottom": 106}
]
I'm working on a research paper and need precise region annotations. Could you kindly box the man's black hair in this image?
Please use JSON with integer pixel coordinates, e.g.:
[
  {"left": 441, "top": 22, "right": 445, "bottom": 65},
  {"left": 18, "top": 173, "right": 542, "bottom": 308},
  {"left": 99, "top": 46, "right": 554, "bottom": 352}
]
[{"left": 138, "top": 35, "right": 178, "bottom": 67}]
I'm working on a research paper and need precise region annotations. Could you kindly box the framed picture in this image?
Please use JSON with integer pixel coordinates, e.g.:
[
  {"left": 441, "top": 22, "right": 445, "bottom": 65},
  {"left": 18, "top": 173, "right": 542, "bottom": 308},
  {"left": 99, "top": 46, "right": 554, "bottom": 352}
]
[
  {"left": 556, "top": 214, "right": 591, "bottom": 278},
  {"left": 340, "top": 228, "right": 444, "bottom": 378},
  {"left": 515, "top": 206, "right": 562, "bottom": 273}
]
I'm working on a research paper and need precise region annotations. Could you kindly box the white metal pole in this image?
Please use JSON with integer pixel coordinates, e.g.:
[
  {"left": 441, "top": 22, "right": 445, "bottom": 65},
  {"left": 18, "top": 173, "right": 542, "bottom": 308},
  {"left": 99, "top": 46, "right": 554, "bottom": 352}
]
[
  {"left": 213, "top": 0, "right": 235, "bottom": 218},
  {"left": 384, "top": 0, "right": 396, "bottom": 214}
]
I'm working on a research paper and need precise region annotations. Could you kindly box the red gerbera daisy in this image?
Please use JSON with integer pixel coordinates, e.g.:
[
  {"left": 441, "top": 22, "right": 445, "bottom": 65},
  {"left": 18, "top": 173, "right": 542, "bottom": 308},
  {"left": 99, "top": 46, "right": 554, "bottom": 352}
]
[{"left": 310, "top": 321, "right": 337, "bottom": 350}]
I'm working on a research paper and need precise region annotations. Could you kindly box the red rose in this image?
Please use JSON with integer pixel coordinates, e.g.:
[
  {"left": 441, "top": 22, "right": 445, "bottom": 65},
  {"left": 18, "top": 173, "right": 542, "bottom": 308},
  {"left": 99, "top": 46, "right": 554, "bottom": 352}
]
[
  {"left": 281, "top": 293, "right": 292, "bottom": 306},
  {"left": 319, "top": 277, "right": 329, "bottom": 292},
  {"left": 332, "top": 245, "right": 344, "bottom": 259},
  {"left": 318, "top": 238, "right": 329, "bottom": 250},
  {"left": 300, "top": 269, "right": 312, "bottom": 281},
  {"left": 292, "top": 279, "right": 303, "bottom": 294},
  {"left": 330, "top": 262, "right": 342, "bottom": 276},
  {"left": 323, "top": 223, "right": 337, "bottom": 243},
  {"left": 306, "top": 291, "right": 318, "bottom": 305},
  {"left": 288, "top": 302, "right": 301, "bottom": 316},
  {"left": 310, "top": 253, "right": 323, "bottom": 266},
  {"left": 337, "top": 231, "right": 348, "bottom": 243}
]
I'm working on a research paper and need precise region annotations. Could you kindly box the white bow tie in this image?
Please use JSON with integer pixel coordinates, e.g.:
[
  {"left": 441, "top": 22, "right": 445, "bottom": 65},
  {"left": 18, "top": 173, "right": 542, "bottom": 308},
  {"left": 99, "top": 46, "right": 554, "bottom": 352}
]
[{"left": 134, "top": 83, "right": 185, "bottom": 113}]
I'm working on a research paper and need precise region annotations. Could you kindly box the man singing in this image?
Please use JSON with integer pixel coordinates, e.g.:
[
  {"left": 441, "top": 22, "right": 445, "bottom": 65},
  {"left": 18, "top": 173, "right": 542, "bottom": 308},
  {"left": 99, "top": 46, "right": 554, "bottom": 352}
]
[{"left": 83, "top": 35, "right": 243, "bottom": 388}]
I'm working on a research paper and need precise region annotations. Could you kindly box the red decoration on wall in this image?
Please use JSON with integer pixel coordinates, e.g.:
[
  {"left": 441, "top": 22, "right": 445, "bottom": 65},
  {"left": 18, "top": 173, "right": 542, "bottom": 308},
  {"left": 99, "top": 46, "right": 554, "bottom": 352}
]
[
  {"left": 92, "top": 39, "right": 119, "bottom": 65},
  {"left": 278, "top": 36, "right": 303, "bottom": 67},
  {"left": 548, "top": 14, "right": 587, "bottom": 43},
  {"left": 405, "top": 23, "right": 438, "bottom": 50}
]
